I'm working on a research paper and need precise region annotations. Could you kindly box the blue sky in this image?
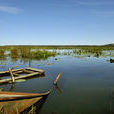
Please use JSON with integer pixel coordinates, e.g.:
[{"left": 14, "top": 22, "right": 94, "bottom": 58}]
[{"left": 0, "top": 0, "right": 114, "bottom": 45}]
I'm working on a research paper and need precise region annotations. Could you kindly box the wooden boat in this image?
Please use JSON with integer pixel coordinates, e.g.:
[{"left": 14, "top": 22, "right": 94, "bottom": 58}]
[
  {"left": 0, "top": 97, "right": 42, "bottom": 114},
  {"left": 0, "top": 72, "right": 61, "bottom": 113},
  {"left": 0, "top": 91, "right": 50, "bottom": 114},
  {"left": 0, "top": 91, "right": 50, "bottom": 101},
  {"left": 0, "top": 67, "right": 45, "bottom": 84}
]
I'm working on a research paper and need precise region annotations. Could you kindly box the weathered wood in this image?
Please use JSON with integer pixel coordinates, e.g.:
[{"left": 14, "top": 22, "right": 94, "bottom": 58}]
[
  {"left": 0, "top": 72, "right": 42, "bottom": 84},
  {"left": 0, "top": 91, "right": 50, "bottom": 101},
  {"left": 26, "top": 67, "right": 45, "bottom": 73},
  {"left": 23, "top": 69, "right": 34, "bottom": 74},
  {"left": 0, "top": 97, "right": 42, "bottom": 114},
  {"left": 0, "top": 90, "right": 50, "bottom": 114},
  {"left": 13, "top": 73, "right": 20, "bottom": 76},
  {"left": 13, "top": 70, "right": 24, "bottom": 74},
  {"left": 0, "top": 91, "right": 50, "bottom": 96},
  {"left": 8, "top": 68, "right": 15, "bottom": 83},
  {"left": 54, "top": 72, "right": 61, "bottom": 85},
  {"left": 0, "top": 67, "right": 45, "bottom": 84},
  {"left": 0, "top": 68, "right": 24, "bottom": 76},
  {"left": 0, "top": 67, "right": 45, "bottom": 76}
]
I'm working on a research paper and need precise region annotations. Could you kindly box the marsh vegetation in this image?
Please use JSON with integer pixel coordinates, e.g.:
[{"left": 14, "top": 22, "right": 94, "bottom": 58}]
[{"left": 0, "top": 46, "right": 114, "bottom": 60}]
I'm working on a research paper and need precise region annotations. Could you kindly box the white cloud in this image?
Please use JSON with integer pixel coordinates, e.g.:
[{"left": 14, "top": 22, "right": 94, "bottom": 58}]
[{"left": 0, "top": 5, "right": 22, "bottom": 14}]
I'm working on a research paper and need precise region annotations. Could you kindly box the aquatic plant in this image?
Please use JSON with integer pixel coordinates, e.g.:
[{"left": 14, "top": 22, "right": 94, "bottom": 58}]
[
  {"left": 10, "top": 48, "right": 19, "bottom": 58},
  {"left": 0, "top": 46, "right": 114, "bottom": 60},
  {"left": 0, "top": 49, "right": 5, "bottom": 58},
  {"left": 30, "top": 50, "right": 56, "bottom": 60}
]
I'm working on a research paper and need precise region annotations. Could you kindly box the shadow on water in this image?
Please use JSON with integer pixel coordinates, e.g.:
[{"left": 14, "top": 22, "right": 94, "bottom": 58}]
[
  {"left": 108, "top": 90, "right": 114, "bottom": 114},
  {"left": 9, "top": 83, "right": 15, "bottom": 91},
  {"left": 54, "top": 84, "right": 62, "bottom": 95}
]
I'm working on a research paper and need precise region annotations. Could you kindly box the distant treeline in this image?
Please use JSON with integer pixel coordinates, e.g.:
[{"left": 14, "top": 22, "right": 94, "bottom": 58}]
[{"left": 0, "top": 44, "right": 114, "bottom": 50}]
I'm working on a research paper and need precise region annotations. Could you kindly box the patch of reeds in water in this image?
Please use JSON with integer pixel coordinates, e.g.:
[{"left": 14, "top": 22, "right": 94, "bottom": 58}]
[
  {"left": 0, "top": 46, "right": 114, "bottom": 61},
  {"left": 0, "top": 49, "right": 6, "bottom": 60},
  {"left": 2, "top": 47, "right": 56, "bottom": 61}
]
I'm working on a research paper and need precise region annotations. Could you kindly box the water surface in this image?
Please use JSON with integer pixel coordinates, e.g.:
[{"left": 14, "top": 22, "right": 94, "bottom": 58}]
[{"left": 0, "top": 48, "right": 114, "bottom": 114}]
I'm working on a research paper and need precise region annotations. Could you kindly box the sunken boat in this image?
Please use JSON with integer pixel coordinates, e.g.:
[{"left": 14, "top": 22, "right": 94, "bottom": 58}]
[{"left": 0, "top": 91, "right": 50, "bottom": 114}]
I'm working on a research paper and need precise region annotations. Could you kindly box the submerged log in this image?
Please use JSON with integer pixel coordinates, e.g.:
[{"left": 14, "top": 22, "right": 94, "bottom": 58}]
[
  {"left": 0, "top": 67, "right": 45, "bottom": 84},
  {"left": 0, "top": 68, "right": 24, "bottom": 76},
  {"left": 23, "top": 69, "right": 34, "bottom": 74},
  {"left": 13, "top": 70, "right": 24, "bottom": 74},
  {"left": 13, "top": 73, "right": 20, "bottom": 76},
  {"left": 26, "top": 67, "right": 45, "bottom": 73},
  {"left": 54, "top": 84, "right": 62, "bottom": 94},
  {"left": 54, "top": 73, "right": 61, "bottom": 85},
  {"left": 0, "top": 72, "right": 42, "bottom": 84},
  {"left": 0, "top": 67, "right": 45, "bottom": 77},
  {"left": 8, "top": 68, "right": 15, "bottom": 83}
]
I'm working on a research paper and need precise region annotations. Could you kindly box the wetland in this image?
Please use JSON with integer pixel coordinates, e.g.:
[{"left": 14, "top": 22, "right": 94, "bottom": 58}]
[{"left": 0, "top": 46, "right": 114, "bottom": 114}]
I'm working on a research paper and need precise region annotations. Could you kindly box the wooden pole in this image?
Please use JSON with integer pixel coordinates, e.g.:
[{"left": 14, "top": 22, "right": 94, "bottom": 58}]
[
  {"left": 8, "top": 68, "right": 15, "bottom": 83},
  {"left": 54, "top": 72, "right": 61, "bottom": 85}
]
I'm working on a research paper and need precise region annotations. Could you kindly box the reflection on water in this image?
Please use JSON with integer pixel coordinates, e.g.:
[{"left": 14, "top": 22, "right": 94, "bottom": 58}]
[
  {"left": 0, "top": 46, "right": 114, "bottom": 61},
  {"left": 9, "top": 83, "right": 15, "bottom": 91},
  {"left": 0, "top": 47, "right": 114, "bottom": 114},
  {"left": 54, "top": 84, "right": 62, "bottom": 95}
]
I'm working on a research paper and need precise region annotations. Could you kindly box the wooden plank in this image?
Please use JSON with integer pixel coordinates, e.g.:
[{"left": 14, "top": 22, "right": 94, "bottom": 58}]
[
  {"left": 0, "top": 91, "right": 50, "bottom": 96},
  {"left": 0, "top": 91, "right": 50, "bottom": 101},
  {"left": 13, "top": 73, "right": 20, "bottom": 76},
  {"left": 13, "top": 70, "right": 24, "bottom": 74},
  {"left": 26, "top": 67, "right": 45, "bottom": 73},
  {"left": 23, "top": 69, "right": 34, "bottom": 74},
  {"left": 0, "top": 91, "right": 50, "bottom": 113},
  {"left": 0, "top": 97, "right": 42, "bottom": 114},
  {"left": 8, "top": 68, "right": 15, "bottom": 83},
  {"left": 0, "top": 72, "right": 42, "bottom": 84},
  {"left": 0, "top": 68, "right": 24, "bottom": 75},
  {"left": 54, "top": 73, "right": 61, "bottom": 85},
  {"left": 0, "top": 67, "right": 45, "bottom": 76}
]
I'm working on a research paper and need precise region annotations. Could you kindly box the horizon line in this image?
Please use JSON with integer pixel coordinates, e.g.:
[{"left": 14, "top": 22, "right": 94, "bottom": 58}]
[{"left": 0, "top": 44, "right": 114, "bottom": 47}]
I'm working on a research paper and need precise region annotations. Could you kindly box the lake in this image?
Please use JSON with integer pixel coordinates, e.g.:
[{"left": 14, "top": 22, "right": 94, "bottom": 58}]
[{"left": 0, "top": 47, "right": 114, "bottom": 114}]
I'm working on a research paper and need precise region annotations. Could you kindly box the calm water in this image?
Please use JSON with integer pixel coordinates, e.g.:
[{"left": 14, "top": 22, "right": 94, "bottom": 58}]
[{"left": 0, "top": 49, "right": 114, "bottom": 114}]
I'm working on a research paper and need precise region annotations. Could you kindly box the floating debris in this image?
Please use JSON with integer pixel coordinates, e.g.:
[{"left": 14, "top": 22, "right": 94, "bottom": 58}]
[
  {"left": 110, "top": 59, "right": 114, "bottom": 63},
  {"left": 0, "top": 67, "right": 45, "bottom": 84},
  {"left": 16, "top": 79, "right": 26, "bottom": 82},
  {"left": 45, "top": 63, "right": 54, "bottom": 66},
  {"left": 55, "top": 58, "right": 58, "bottom": 60}
]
